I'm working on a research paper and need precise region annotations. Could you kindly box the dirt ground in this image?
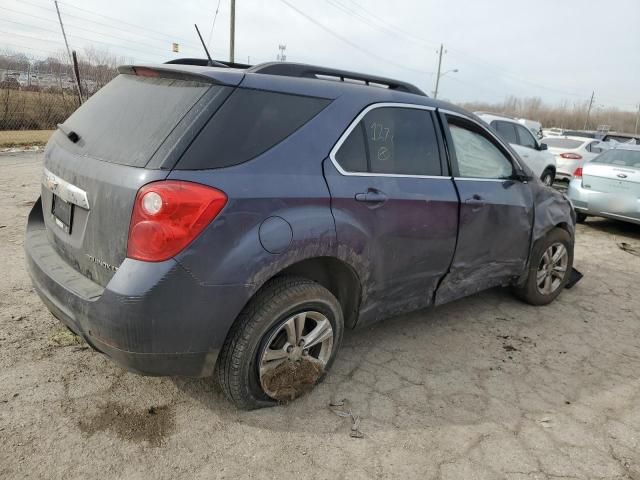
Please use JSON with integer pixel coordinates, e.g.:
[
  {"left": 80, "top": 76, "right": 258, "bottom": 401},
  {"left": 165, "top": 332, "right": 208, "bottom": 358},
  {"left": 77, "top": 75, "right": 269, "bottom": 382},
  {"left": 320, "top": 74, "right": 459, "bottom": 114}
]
[
  {"left": 0, "top": 131, "right": 52, "bottom": 149},
  {"left": 2, "top": 152, "right": 640, "bottom": 480}
]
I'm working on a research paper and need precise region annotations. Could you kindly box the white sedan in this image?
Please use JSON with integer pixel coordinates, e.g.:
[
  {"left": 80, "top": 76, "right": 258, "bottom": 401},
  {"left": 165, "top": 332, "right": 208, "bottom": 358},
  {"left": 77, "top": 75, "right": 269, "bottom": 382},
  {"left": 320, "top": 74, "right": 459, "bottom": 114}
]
[
  {"left": 542, "top": 136, "right": 605, "bottom": 181},
  {"left": 568, "top": 145, "right": 640, "bottom": 225}
]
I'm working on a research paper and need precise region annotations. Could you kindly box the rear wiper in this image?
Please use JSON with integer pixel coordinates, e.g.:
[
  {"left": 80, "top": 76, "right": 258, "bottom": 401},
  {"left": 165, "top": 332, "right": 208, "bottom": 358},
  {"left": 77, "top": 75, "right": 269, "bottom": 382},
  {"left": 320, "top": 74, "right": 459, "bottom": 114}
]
[{"left": 57, "top": 124, "right": 81, "bottom": 144}]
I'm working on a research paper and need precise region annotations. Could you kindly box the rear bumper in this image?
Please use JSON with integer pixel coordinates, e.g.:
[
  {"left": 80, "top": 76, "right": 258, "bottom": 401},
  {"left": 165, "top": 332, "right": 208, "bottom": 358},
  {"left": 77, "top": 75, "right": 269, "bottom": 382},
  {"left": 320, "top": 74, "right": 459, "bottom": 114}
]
[
  {"left": 25, "top": 198, "right": 253, "bottom": 377},
  {"left": 567, "top": 179, "right": 640, "bottom": 225}
]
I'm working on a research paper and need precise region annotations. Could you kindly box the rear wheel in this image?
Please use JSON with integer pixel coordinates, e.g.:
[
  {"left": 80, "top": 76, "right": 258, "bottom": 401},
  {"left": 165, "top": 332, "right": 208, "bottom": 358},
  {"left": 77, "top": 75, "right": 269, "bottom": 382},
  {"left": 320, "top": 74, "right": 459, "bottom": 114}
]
[
  {"left": 541, "top": 169, "right": 555, "bottom": 187},
  {"left": 513, "top": 228, "right": 573, "bottom": 306},
  {"left": 575, "top": 212, "right": 588, "bottom": 223},
  {"left": 216, "top": 276, "right": 344, "bottom": 410}
]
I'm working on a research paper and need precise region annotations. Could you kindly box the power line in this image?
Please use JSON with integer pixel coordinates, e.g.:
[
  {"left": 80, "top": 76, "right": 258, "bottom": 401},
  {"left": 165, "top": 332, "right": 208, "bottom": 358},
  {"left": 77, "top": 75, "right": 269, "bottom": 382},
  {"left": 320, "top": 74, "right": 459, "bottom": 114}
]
[
  {"left": 207, "top": 0, "right": 223, "bottom": 49},
  {"left": 336, "top": 0, "right": 438, "bottom": 49},
  {"left": 0, "top": 28, "right": 159, "bottom": 63},
  {"left": 18, "top": 0, "right": 204, "bottom": 50},
  {"left": 329, "top": 0, "right": 635, "bottom": 109},
  {"left": 278, "top": 0, "right": 431, "bottom": 75}
]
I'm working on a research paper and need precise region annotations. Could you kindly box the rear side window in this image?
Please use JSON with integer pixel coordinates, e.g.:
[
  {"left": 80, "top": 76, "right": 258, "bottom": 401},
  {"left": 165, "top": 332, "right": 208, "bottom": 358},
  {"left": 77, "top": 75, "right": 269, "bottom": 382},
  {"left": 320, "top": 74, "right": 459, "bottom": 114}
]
[
  {"left": 492, "top": 121, "right": 518, "bottom": 145},
  {"left": 334, "top": 107, "right": 442, "bottom": 176},
  {"left": 62, "top": 74, "right": 214, "bottom": 167},
  {"left": 179, "top": 89, "right": 330, "bottom": 169}
]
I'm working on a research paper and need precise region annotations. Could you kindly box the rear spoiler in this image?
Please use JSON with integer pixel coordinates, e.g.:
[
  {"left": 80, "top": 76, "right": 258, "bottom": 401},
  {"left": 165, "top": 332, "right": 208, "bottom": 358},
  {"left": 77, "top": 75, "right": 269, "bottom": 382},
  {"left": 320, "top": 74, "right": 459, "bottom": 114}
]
[
  {"left": 165, "top": 57, "right": 252, "bottom": 69},
  {"left": 117, "top": 64, "right": 245, "bottom": 87}
]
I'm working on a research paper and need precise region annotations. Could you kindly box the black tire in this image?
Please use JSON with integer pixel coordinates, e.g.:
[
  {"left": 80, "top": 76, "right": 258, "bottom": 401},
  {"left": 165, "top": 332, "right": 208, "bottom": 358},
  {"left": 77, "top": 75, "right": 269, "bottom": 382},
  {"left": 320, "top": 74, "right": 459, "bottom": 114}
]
[
  {"left": 215, "top": 276, "right": 344, "bottom": 410},
  {"left": 575, "top": 212, "right": 588, "bottom": 223},
  {"left": 513, "top": 228, "right": 574, "bottom": 306},
  {"left": 541, "top": 169, "right": 555, "bottom": 187}
]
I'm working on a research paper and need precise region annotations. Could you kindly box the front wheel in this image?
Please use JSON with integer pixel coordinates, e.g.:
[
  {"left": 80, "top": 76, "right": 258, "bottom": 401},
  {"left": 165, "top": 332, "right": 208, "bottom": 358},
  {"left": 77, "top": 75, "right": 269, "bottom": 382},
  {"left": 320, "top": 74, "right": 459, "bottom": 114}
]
[
  {"left": 513, "top": 228, "right": 573, "bottom": 306},
  {"left": 216, "top": 276, "right": 344, "bottom": 410},
  {"left": 541, "top": 169, "right": 555, "bottom": 187}
]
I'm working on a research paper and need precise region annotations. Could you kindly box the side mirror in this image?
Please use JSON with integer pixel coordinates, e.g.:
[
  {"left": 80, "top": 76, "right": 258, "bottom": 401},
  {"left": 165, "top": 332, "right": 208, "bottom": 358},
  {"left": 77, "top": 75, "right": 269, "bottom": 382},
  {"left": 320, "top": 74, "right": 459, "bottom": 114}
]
[
  {"left": 511, "top": 168, "right": 532, "bottom": 183},
  {"left": 538, "top": 143, "right": 548, "bottom": 151}
]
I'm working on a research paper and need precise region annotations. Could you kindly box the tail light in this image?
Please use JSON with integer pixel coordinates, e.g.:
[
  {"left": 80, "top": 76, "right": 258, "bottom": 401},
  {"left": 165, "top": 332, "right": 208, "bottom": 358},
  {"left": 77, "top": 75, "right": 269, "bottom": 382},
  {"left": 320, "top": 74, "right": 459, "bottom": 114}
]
[
  {"left": 560, "top": 152, "right": 582, "bottom": 160},
  {"left": 573, "top": 167, "right": 583, "bottom": 178},
  {"left": 127, "top": 181, "right": 227, "bottom": 262}
]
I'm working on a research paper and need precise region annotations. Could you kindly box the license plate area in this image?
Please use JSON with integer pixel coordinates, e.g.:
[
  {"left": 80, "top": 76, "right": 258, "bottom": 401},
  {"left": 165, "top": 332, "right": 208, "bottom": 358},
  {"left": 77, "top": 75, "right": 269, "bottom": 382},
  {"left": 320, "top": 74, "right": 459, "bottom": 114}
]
[{"left": 52, "top": 193, "right": 74, "bottom": 234}]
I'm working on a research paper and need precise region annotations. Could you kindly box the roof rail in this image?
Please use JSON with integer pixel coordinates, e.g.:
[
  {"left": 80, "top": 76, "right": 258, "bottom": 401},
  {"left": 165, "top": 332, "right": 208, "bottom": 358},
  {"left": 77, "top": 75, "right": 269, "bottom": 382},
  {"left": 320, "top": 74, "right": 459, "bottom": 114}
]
[
  {"left": 248, "top": 62, "right": 426, "bottom": 96},
  {"left": 164, "top": 58, "right": 252, "bottom": 69}
]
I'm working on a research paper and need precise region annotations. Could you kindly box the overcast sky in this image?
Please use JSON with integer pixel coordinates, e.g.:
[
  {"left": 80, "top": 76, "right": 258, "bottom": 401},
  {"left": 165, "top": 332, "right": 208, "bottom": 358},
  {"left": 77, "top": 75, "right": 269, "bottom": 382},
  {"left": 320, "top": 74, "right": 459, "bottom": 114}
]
[{"left": 3, "top": 0, "right": 639, "bottom": 110}]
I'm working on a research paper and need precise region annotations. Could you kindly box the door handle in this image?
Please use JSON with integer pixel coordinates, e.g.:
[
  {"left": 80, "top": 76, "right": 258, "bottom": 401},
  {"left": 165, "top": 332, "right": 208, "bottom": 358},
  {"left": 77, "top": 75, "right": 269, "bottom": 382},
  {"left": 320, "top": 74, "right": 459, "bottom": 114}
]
[
  {"left": 355, "top": 189, "right": 387, "bottom": 204},
  {"left": 465, "top": 194, "right": 486, "bottom": 210},
  {"left": 465, "top": 194, "right": 484, "bottom": 204}
]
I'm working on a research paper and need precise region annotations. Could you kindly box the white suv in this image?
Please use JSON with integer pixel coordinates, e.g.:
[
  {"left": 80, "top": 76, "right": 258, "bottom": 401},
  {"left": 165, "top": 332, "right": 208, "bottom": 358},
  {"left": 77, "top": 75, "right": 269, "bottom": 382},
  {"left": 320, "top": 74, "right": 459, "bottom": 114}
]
[{"left": 476, "top": 113, "right": 557, "bottom": 185}]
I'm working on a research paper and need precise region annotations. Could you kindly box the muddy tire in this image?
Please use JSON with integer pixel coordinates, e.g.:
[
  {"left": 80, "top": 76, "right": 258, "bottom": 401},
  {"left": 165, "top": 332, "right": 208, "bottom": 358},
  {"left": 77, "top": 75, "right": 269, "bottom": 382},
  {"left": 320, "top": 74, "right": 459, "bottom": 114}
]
[
  {"left": 575, "top": 212, "right": 587, "bottom": 223},
  {"left": 216, "top": 276, "right": 344, "bottom": 410},
  {"left": 513, "top": 228, "right": 573, "bottom": 306}
]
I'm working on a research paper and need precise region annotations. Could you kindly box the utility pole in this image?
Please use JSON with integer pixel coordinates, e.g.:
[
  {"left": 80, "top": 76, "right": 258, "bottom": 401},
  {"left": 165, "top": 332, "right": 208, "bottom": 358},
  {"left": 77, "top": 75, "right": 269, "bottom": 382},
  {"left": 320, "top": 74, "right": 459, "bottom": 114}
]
[
  {"left": 277, "top": 44, "right": 287, "bottom": 62},
  {"left": 433, "top": 43, "right": 444, "bottom": 99},
  {"left": 635, "top": 103, "right": 639, "bottom": 136},
  {"left": 229, "top": 0, "right": 236, "bottom": 63},
  {"left": 54, "top": 0, "right": 82, "bottom": 104},
  {"left": 584, "top": 91, "right": 595, "bottom": 130}
]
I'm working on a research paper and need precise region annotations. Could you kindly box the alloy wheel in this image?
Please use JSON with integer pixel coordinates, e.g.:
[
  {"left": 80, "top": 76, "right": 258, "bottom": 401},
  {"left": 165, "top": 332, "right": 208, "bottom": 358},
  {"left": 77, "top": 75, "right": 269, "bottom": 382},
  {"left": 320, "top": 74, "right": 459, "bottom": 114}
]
[{"left": 536, "top": 242, "right": 568, "bottom": 295}]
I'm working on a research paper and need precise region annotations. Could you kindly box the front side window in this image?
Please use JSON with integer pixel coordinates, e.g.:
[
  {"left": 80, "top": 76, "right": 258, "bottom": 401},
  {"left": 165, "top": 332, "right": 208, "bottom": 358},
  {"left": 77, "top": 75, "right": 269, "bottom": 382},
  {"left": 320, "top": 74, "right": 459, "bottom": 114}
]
[
  {"left": 334, "top": 107, "right": 442, "bottom": 176},
  {"left": 448, "top": 119, "right": 514, "bottom": 179},
  {"left": 515, "top": 125, "right": 537, "bottom": 149}
]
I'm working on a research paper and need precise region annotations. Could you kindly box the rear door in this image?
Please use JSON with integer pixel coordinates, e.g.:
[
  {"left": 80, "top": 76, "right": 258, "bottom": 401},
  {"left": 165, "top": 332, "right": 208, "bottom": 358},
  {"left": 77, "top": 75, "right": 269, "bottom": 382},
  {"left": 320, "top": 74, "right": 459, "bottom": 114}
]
[
  {"left": 41, "top": 70, "right": 233, "bottom": 286},
  {"left": 435, "top": 111, "right": 534, "bottom": 305},
  {"left": 324, "top": 104, "right": 459, "bottom": 323}
]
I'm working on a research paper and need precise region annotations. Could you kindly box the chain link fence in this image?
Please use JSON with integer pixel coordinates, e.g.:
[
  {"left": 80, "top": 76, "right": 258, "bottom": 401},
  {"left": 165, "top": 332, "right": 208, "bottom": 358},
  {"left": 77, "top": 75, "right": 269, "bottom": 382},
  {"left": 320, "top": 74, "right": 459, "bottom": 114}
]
[{"left": 1, "top": 50, "right": 120, "bottom": 131}]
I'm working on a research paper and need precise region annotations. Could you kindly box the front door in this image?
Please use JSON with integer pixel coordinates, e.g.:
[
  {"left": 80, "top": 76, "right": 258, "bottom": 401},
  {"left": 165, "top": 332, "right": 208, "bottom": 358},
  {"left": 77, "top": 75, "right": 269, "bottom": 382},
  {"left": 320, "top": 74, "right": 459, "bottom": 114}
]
[
  {"left": 324, "top": 104, "right": 459, "bottom": 325},
  {"left": 435, "top": 111, "right": 534, "bottom": 305}
]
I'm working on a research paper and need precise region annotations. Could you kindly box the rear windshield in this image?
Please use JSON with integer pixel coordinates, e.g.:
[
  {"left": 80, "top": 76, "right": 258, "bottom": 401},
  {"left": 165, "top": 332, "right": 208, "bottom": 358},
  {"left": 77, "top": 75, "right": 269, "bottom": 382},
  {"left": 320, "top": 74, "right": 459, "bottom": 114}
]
[
  {"left": 62, "top": 74, "right": 213, "bottom": 167},
  {"left": 592, "top": 149, "right": 640, "bottom": 168},
  {"left": 543, "top": 138, "right": 584, "bottom": 149},
  {"left": 605, "top": 135, "right": 640, "bottom": 144},
  {"left": 178, "top": 88, "right": 331, "bottom": 169}
]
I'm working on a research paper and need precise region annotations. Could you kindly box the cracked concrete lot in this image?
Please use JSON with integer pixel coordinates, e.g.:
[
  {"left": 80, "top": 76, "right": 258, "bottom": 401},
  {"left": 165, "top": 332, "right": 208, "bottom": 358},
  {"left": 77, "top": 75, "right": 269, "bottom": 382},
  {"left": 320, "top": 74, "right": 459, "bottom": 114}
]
[{"left": 1, "top": 152, "right": 640, "bottom": 480}]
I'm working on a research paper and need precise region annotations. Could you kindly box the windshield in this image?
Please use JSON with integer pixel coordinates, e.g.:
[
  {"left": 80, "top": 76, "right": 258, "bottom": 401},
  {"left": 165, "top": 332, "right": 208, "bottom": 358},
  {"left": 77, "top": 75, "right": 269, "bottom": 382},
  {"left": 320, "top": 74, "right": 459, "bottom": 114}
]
[
  {"left": 62, "top": 73, "right": 213, "bottom": 167},
  {"left": 542, "top": 138, "right": 584, "bottom": 149},
  {"left": 592, "top": 149, "right": 640, "bottom": 168}
]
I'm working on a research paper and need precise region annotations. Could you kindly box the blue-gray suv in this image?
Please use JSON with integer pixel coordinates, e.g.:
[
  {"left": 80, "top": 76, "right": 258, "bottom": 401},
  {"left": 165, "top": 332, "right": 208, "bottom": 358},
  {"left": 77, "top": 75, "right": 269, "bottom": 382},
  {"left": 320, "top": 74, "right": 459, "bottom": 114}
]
[{"left": 25, "top": 60, "right": 576, "bottom": 409}]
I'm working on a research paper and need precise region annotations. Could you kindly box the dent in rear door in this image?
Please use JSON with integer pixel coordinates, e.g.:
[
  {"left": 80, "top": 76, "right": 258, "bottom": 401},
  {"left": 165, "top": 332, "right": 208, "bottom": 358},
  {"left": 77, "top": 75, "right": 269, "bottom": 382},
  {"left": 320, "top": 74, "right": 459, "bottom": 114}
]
[{"left": 323, "top": 104, "right": 459, "bottom": 326}]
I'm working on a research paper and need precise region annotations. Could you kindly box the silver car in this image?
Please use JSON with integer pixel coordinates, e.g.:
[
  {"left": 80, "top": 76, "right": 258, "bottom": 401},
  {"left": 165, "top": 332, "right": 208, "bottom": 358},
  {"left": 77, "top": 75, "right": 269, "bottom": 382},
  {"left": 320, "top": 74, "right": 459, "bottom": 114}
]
[{"left": 568, "top": 145, "right": 640, "bottom": 225}]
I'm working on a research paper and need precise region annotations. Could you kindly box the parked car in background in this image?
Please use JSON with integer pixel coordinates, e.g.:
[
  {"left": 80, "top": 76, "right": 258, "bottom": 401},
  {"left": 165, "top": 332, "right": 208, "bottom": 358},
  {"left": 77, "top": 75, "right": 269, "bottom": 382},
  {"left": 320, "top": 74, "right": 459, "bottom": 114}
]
[
  {"left": 568, "top": 145, "right": 640, "bottom": 224},
  {"left": 543, "top": 136, "right": 605, "bottom": 181},
  {"left": 25, "top": 61, "right": 577, "bottom": 409},
  {"left": 543, "top": 127, "right": 565, "bottom": 137},
  {"left": 560, "top": 130, "right": 597, "bottom": 139},
  {"left": 518, "top": 118, "right": 543, "bottom": 139},
  {"left": 601, "top": 133, "right": 640, "bottom": 145},
  {"left": 477, "top": 113, "right": 557, "bottom": 185}
]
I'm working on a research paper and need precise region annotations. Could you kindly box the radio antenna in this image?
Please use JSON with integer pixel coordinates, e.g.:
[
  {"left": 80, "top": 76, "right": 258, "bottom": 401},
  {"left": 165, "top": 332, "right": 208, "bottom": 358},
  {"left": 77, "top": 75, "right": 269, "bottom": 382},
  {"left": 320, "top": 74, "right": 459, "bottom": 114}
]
[{"left": 194, "top": 24, "right": 214, "bottom": 66}]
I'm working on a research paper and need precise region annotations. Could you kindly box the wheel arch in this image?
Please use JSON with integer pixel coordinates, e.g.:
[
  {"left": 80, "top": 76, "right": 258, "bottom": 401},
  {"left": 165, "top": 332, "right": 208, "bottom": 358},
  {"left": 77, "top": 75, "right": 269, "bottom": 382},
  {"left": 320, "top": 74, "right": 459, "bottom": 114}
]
[{"left": 269, "top": 257, "right": 362, "bottom": 329}]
